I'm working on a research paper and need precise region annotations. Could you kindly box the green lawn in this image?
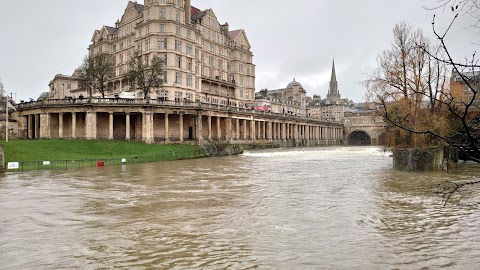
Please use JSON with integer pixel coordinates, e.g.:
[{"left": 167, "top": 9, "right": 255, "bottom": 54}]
[{"left": 2, "top": 139, "right": 203, "bottom": 162}]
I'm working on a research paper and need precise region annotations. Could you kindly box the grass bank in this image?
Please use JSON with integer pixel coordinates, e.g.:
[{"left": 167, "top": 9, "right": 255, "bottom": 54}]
[{"left": 2, "top": 140, "right": 207, "bottom": 172}]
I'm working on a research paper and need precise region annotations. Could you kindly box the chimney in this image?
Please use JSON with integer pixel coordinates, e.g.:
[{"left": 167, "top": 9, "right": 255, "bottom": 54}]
[
  {"left": 185, "top": 0, "right": 191, "bottom": 24},
  {"left": 221, "top": 22, "right": 229, "bottom": 35}
]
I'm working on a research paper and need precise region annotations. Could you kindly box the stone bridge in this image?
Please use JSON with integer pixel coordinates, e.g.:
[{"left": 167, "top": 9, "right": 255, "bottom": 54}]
[{"left": 343, "top": 111, "right": 386, "bottom": 145}]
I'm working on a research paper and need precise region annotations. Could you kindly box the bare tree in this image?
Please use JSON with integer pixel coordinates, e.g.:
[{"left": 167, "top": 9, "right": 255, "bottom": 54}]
[
  {"left": 0, "top": 78, "right": 5, "bottom": 97},
  {"left": 424, "top": 0, "right": 480, "bottom": 28},
  {"left": 79, "top": 53, "right": 115, "bottom": 99},
  {"left": 127, "top": 51, "right": 164, "bottom": 99},
  {"left": 366, "top": 22, "right": 451, "bottom": 149}
]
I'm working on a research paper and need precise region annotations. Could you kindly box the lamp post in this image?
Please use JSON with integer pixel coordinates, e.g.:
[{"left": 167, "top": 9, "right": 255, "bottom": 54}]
[{"left": 63, "top": 83, "right": 65, "bottom": 99}]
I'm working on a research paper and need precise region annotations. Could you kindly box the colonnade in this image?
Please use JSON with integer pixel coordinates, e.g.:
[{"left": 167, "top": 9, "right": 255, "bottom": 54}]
[{"left": 19, "top": 108, "right": 344, "bottom": 145}]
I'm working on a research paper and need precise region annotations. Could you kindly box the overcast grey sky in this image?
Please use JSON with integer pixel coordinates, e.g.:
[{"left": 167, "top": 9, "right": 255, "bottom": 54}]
[{"left": 0, "top": 0, "right": 476, "bottom": 102}]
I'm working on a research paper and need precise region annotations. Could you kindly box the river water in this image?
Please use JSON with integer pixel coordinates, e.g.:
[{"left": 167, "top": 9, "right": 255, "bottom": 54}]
[{"left": 1, "top": 146, "right": 480, "bottom": 269}]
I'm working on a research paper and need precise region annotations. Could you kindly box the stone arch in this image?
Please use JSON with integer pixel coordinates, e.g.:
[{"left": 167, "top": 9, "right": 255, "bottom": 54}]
[{"left": 347, "top": 130, "right": 372, "bottom": 145}]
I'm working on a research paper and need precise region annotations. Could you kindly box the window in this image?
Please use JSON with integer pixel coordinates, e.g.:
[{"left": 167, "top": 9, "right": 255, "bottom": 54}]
[
  {"left": 195, "top": 36, "right": 199, "bottom": 44},
  {"left": 218, "top": 59, "right": 223, "bottom": 69},
  {"left": 159, "top": 24, "right": 165, "bottom": 32},
  {"left": 247, "top": 67, "right": 250, "bottom": 75},
  {"left": 208, "top": 56, "right": 213, "bottom": 66},
  {"left": 176, "top": 26, "right": 181, "bottom": 35},
  {"left": 186, "top": 58, "right": 192, "bottom": 71},
  {"left": 146, "top": 26, "right": 150, "bottom": 34},
  {"left": 239, "top": 64, "right": 243, "bottom": 73},
  {"left": 160, "top": 0, "right": 165, "bottom": 3},
  {"left": 187, "top": 31, "right": 191, "bottom": 40},
  {"left": 175, "top": 73, "right": 182, "bottom": 85},
  {"left": 146, "top": 10, "right": 150, "bottom": 21},
  {"left": 195, "top": 64, "right": 199, "bottom": 74},
  {"left": 186, "top": 44, "right": 193, "bottom": 55},
  {"left": 186, "top": 75, "right": 192, "bottom": 87},
  {"left": 137, "top": 29, "right": 142, "bottom": 37},
  {"left": 159, "top": 53, "right": 167, "bottom": 65},
  {"left": 209, "top": 44, "right": 214, "bottom": 52},
  {"left": 175, "top": 90, "right": 183, "bottom": 101},
  {"left": 113, "top": 44, "right": 117, "bottom": 52},
  {"left": 195, "top": 49, "right": 199, "bottom": 59},
  {"left": 158, "top": 38, "right": 167, "bottom": 49},
  {"left": 195, "top": 78, "right": 199, "bottom": 89},
  {"left": 186, "top": 93, "right": 193, "bottom": 101},
  {"left": 145, "top": 39, "right": 151, "bottom": 51},
  {"left": 159, "top": 89, "right": 168, "bottom": 100},
  {"left": 175, "top": 11, "right": 181, "bottom": 22},
  {"left": 160, "top": 9, "right": 166, "bottom": 19},
  {"left": 120, "top": 42, "right": 124, "bottom": 49},
  {"left": 163, "top": 71, "right": 168, "bottom": 83},
  {"left": 175, "top": 55, "right": 181, "bottom": 68},
  {"left": 218, "top": 48, "right": 223, "bottom": 56},
  {"left": 175, "top": 40, "right": 182, "bottom": 52},
  {"left": 119, "top": 54, "right": 124, "bottom": 64},
  {"left": 138, "top": 43, "right": 143, "bottom": 52}
]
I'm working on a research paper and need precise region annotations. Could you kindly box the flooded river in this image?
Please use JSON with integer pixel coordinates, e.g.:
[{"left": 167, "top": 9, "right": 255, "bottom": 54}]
[{"left": 1, "top": 146, "right": 479, "bottom": 269}]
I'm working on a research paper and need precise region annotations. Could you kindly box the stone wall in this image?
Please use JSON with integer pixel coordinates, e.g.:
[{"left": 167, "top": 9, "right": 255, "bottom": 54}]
[{"left": 393, "top": 146, "right": 458, "bottom": 172}]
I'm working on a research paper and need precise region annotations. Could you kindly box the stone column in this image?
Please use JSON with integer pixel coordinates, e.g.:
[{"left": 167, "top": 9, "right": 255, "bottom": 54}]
[
  {"left": 39, "top": 113, "right": 50, "bottom": 139},
  {"left": 27, "top": 115, "right": 32, "bottom": 139},
  {"left": 164, "top": 113, "right": 170, "bottom": 143},
  {"left": 226, "top": 117, "right": 231, "bottom": 141},
  {"left": 243, "top": 119, "right": 247, "bottom": 140},
  {"left": 35, "top": 114, "right": 40, "bottom": 139},
  {"left": 236, "top": 119, "right": 240, "bottom": 140},
  {"left": 72, "top": 112, "right": 76, "bottom": 139},
  {"left": 196, "top": 114, "right": 203, "bottom": 144},
  {"left": 207, "top": 116, "right": 212, "bottom": 140},
  {"left": 58, "top": 113, "right": 64, "bottom": 139},
  {"left": 251, "top": 120, "right": 256, "bottom": 141},
  {"left": 109, "top": 112, "right": 114, "bottom": 140},
  {"left": 142, "top": 111, "right": 154, "bottom": 144},
  {"left": 125, "top": 113, "right": 131, "bottom": 141},
  {"left": 273, "top": 122, "right": 277, "bottom": 140},
  {"left": 179, "top": 114, "right": 184, "bottom": 142},
  {"left": 86, "top": 111, "right": 97, "bottom": 140},
  {"left": 216, "top": 117, "right": 221, "bottom": 140}
]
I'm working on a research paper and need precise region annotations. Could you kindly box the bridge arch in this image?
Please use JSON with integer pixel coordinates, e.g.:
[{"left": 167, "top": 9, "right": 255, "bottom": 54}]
[{"left": 346, "top": 130, "right": 373, "bottom": 145}]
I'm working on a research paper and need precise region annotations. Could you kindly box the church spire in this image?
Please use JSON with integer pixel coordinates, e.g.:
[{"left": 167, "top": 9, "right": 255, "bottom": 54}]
[
  {"left": 327, "top": 58, "right": 341, "bottom": 99},
  {"left": 331, "top": 59, "right": 337, "bottom": 83}
]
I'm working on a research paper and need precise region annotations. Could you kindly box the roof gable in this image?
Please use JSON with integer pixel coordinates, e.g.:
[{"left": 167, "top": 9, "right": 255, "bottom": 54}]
[{"left": 230, "top": 29, "right": 251, "bottom": 49}]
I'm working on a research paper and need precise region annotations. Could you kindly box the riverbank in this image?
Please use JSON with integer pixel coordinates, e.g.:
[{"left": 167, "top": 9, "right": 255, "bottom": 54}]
[
  {"left": 2, "top": 139, "right": 203, "bottom": 162},
  {"left": 1, "top": 140, "right": 208, "bottom": 172}
]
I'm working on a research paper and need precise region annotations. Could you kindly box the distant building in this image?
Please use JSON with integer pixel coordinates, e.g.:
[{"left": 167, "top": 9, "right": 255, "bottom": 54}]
[
  {"left": 48, "top": 69, "right": 84, "bottom": 99},
  {"left": 308, "top": 60, "right": 352, "bottom": 122},
  {"left": 450, "top": 69, "right": 480, "bottom": 105},
  {"left": 253, "top": 79, "right": 307, "bottom": 116}
]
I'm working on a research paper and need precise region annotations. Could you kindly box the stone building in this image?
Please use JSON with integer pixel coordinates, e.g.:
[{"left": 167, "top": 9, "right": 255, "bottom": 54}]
[
  {"left": 254, "top": 79, "right": 308, "bottom": 116},
  {"left": 450, "top": 69, "right": 480, "bottom": 105},
  {"left": 48, "top": 69, "right": 83, "bottom": 99},
  {"left": 68, "top": 0, "right": 256, "bottom": 106},
  {"left": 308, "top": 60, "right": 351, "bottom": 122}
]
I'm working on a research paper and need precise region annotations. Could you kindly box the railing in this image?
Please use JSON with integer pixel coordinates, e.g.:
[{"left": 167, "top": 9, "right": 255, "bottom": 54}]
[
  {"left": 14, "top": 98, "right": 343, "bottom": 125},
  {"left": 6, "top": 149, "right": 206, "bottom": 173}
]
